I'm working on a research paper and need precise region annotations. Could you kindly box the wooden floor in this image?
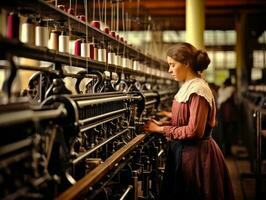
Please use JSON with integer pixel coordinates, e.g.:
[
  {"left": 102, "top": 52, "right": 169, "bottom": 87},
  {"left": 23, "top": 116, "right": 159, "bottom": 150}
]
[{"left": 225, "top": 145, "right": 259, "bottom": 200}]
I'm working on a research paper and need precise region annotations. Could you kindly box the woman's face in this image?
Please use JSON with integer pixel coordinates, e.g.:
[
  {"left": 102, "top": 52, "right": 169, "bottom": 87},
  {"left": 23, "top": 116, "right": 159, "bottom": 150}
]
[{"left": 167, "top": 56, "right": 188, "bottom": 81}]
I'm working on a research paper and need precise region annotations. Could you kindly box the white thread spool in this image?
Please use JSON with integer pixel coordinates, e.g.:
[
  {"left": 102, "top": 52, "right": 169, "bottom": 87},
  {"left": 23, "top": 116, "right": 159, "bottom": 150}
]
[
  {"left": 81, "top": 42, "right": 90, "bottom": 57},
  {"left": 122, "top": 57, "right": 127, "bottom": 68},
  {"left": 128, "top": 58, "right": 133, "bottom": 69},
  {"left": 108, "top": 52, "right": 115, "bottom": 65},
  {"left": 69, "top": 40, "right": 75, "bottom": 55},
  {"left": 48, "top": 29, "right": 60, "bottom": 50},
  {"left": 35, "top": 21, "right": 49, "bottom": 47},
  {"left": 20, "top": 18, "right": 35, "bottom": 45},
  {"left": 133, "top": 60, "right": 139, "bottom": 71},
  {"left": 0, "top": 9, "right": 7, "bottom": 37},
  {"left": 98, "top": 48, "right": 106, "bottom": 62},
  {"left": 59, "top": 31, "right": 69, "bottom": 53}
]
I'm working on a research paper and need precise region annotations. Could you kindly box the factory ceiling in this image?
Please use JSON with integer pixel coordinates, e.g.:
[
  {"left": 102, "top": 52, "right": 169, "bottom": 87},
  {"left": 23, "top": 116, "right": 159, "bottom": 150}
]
[{"left": 66, "top": 0, "right": 266, "bottom": 34}]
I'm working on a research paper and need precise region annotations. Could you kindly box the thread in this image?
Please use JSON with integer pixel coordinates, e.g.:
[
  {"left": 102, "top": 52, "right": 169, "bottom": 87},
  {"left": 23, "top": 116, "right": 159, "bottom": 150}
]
[
  {"left": 57, "top": 4, "right": 66, "bottom": 11},
  {"left": 91, "top": 21, "right": 100, "bottom": 29},
  {"left": 122, "top": 57, "right": 127, "bottom": 68},
  {"left": 48, "top": 29, "right": 60, "bottom": 50},
  {"left": 93, "top": 45, "right": 98, "bottom": 60},
  {"left": 79, "top": 15, "right": 86, "bottom": 22},
  {"left": 74, "top": 39, "right": 82, "bottom": 56},
  {"left": 110, "top": 31, "right": 116, "bottom": 38},
  {"left": 59, "top": 31, "right": 69, "bottom": 53},
  {"left": 108, "top": 52, "right": 115, "bottom": 65},
  {"left": 98, "top": 48, "right": 106, "bottom": 62},
  {"left": 20, "top": 18, "right": 35, "bottom": 45},
  {"left": 7, "top": 12, "right": 20, "bottom": 40},
  {"left": 0, "top": 9, "right": 7, "bottom": 37},
  {"left": 103, "top": 27, "right": 110, "bottom": 34},
  {"left": 133, "top": 60, "right": 139, "bottom": 71},
  {"left": 89, "top": 43, "right": 94, "bottom": 59},
  {"left": 67, "top": 8, "right": 74, "bottom": 15},
  {"left": 35, "top": 20, "right": 49, "bottom": 47},
  {"left": 128, "top": 58, "right": 133, "bottom": 69},
  {"left": 81, "top": 42, "right": 90, "bottom": 57}
]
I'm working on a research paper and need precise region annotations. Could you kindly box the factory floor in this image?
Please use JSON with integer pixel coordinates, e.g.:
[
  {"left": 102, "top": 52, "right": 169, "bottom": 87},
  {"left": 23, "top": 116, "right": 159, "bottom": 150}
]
[{"left": 225, "top": 144, "right": 264, "bottom": 200}]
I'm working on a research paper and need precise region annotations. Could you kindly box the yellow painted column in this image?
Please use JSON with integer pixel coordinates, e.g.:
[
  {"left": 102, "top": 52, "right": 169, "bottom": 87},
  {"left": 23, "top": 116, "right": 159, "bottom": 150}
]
[{"left": 186, "top": 0, "right": 205, "bottom": 50}]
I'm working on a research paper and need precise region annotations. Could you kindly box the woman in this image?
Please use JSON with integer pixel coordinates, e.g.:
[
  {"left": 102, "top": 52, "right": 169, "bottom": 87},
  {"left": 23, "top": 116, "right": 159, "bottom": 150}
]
[{"left": 144, "top": 42, "right": 235, "bottom": 200}]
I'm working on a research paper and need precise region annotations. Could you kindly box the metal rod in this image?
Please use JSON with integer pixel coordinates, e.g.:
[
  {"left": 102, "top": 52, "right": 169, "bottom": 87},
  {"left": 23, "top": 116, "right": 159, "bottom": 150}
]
[
  {"left": 80, "top": 114, "right": 124, "bottom": 132},
  {"left": 79, "top": 108, "right": 127, "bottom": 125},
  {"left": 57, "top": 134, "right": 147, "bottom": 200},
  {"left": 77, "top": 95, "right": 129, "bottom": 107},
  {"left": 72, "top": 128, "right": 129, "bottom": 165},
  {"left": 0, "top": 105, "right": 67, "bottom": 126},
  {"left": 0, "top": 138, "right": 32, "bottom": 156},
  {"left": 119, "top": 185, "right": 133, "bottom": 200},
  {"left": 145, "top": 99, "right": 157, "bottom": 106}
]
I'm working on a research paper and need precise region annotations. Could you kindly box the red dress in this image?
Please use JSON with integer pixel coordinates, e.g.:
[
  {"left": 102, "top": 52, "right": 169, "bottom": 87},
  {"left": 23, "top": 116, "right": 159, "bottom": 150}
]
[{"left": 161, "top": 93, "right": 235, "bottom": 200}]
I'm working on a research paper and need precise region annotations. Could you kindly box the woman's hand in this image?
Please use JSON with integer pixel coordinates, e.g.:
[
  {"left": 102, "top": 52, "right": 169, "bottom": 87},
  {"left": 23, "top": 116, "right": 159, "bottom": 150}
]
[{"left": 143, "top": 119, "right": 163, "bottom": 134}]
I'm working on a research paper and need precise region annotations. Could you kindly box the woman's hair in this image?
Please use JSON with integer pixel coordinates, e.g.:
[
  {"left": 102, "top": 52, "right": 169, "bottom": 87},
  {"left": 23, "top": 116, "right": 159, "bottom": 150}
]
[{"left": 166, "top": 42, "right": 210, "bottom": 72}]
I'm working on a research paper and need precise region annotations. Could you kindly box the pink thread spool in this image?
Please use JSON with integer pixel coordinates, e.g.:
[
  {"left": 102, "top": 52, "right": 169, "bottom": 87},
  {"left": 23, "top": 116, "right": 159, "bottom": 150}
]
[
  {"left": 103, "top": 27, "right": 110, "bottom": 34},
  {"left": 74, "top": 39, "right": 82, "bottom": 56},
  {"left": 109, "top": 31, "right": 116, "bottom": 38},
  {"left": 89, "top": 43, "right": 94, "bottom": 59},
  {"left": 91, "top": 21, "right": 100, "bottom": 29},
  {"left": 67, "top": 8, "right": 74, "bottom": 15},
  {"left": 79, "top": 15, "right": 86, "bottom": 22},
  {"left": 57, "top": 4, "right": 66, "bottom": 12},
  {"left": 7, "top": 12, "right": 20, "bottom": 40}
]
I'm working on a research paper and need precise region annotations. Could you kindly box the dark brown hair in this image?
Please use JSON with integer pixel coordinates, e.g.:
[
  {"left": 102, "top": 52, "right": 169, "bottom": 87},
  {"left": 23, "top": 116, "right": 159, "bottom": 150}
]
[{"left": 166, "top": 42, "right": 210, "bottom": 72}]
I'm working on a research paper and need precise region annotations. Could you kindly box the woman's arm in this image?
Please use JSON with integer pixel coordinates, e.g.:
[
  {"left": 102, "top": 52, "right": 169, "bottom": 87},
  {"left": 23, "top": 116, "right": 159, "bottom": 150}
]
[{"left": 163, "top": 94, "right": 209, "bottom": 140}]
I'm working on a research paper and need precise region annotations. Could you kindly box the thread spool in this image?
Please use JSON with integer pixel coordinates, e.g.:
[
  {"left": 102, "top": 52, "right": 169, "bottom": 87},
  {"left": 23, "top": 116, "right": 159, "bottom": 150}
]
[
  {"left": 79, "top": 15, "right": 86, "bottom": 22},
  {"left": 48, "top": 29, "right": 60, "bottom": 50},
  {"left": 110, "top": 31, "right": 116, "bottom": 38},
  {"left": 91, "top": 21, "right": 100, "bottom": 29},
  {"left": 0, "top": 9, "right": 7, "bottom": 37},
  {"left": 133, "top": 60, "right": 139, "bottom": 71},
  {"left": 57, "top": 4, "right": 66, "bottom": 11},
  {"left": 122, "top": 57, "right": 127, "bottom": 68},
  {"left": 128, "top": 58, "right": 133, "bottom": 69},
  {"left": 7, "top": 12, "right": 20, "bottom": 40},
  {"left": 93, "top": 45, "right": 98, "bottom": 60},
  {"left": 89, "top": 43, "right": 94, "bottom": 59},
  {"left": 81, "top": 42, "right": 90, "bottom": 57},
  {"left": 20, "top": 18, "right": 35, "bottom": 45},
  {"left": 74, "top": 39, "right": 82, "bottom": 56},
  {"left": 108, "top": 52, "right": 115, "bottom": 65},
  {"left": 98, "top": 48, "right": 106, "bottom": 62},
  {"left": 59, "top": 31, "right": 69, "bottom": 53},
  {"left": 120, "top": 37, "right": 124, "bottom": 43},
  {"left": 35, "top": 20, "right": 49, "bottom": 47},
  {"left": 103, "top": 27, "right": 110, "bottom": 34},
  {"left": 67, "top": 8, "right": 74, "bottom": 15},
  {"left": 19, "top": 16, "right": 39, "bottom": 70}
]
